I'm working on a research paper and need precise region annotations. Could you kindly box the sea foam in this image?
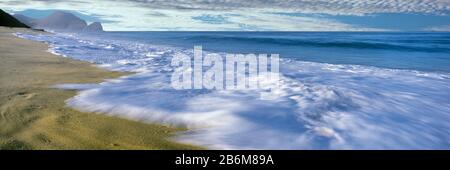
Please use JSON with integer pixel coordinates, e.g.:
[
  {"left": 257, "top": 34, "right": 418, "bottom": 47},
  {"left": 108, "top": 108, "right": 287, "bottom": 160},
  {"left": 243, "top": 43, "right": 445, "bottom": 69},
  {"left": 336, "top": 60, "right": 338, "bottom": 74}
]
[{"left": 15, "top": 32, "right": 450, "bottom": 149}]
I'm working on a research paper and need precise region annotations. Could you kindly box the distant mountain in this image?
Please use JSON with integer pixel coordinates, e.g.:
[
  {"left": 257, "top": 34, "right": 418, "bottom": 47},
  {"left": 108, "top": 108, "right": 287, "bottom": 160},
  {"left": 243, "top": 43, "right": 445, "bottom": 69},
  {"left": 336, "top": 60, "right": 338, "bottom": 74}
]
[
  {"left": 34, "top": 11, "right": 87, "bottom": 31},
  {"left": 0, "top": 9, "right": 30, "bottom": 28},
  {"left": 12, "top": 11, "right": 103, "bottom": 32},
  {"left": 12, "top": 14, "right": 36, "bottom": 27}
]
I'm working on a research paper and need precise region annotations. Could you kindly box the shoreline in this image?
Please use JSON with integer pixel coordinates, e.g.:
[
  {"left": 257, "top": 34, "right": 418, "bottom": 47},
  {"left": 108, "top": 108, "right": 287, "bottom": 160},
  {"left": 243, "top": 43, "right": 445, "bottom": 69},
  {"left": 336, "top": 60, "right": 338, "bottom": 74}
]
[{"left": 0, "top": 26, "right": 201, "bottom": 149}]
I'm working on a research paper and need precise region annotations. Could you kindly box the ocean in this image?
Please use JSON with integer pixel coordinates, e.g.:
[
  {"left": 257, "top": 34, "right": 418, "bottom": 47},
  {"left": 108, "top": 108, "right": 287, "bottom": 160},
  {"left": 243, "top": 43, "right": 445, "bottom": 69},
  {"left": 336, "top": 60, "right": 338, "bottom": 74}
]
[{"left": 16, "top": 31, "right": 450, "bottom": 149}]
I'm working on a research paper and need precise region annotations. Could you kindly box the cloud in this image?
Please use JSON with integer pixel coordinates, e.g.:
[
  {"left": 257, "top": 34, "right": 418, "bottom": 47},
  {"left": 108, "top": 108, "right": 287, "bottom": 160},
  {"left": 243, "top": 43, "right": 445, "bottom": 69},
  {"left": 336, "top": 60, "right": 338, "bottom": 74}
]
[
  {"left": 1, "top": 0, "right": 449, "bottom": 31},
  {"left": 4, "top": 0, "right": 450, "bottom": 15},
  {"left": 112, "top": 0, "right": 450, "bottom": 15}
]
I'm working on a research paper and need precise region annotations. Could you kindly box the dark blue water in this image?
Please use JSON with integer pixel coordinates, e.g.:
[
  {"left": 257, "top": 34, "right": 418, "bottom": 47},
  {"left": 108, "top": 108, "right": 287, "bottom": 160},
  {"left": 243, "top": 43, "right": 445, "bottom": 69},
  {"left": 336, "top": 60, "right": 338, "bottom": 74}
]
[{"left": 98, "top": 31, "right": 450, "bottom": 72}]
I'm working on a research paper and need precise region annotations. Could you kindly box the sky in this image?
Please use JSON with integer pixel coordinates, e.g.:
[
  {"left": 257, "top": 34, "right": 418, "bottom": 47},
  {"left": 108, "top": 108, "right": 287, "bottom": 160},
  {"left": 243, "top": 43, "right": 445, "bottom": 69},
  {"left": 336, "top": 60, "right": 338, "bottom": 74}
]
[{"left": 1, "top": 0, "right": 449, "bottom": 31}]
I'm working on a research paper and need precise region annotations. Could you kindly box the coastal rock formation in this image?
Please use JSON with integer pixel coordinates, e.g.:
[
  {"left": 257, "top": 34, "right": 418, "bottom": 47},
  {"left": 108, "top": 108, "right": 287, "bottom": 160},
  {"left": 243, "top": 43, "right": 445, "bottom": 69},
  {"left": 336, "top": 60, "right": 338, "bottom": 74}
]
[
  {"left": 12, "top": 11, "right": 104, "bottom": 32},
  {"left": 83, "top": 22, "right": 103, "bottom": 32},
  {"left": 0, "top": 9, "right": 29, "bottom": 28}
]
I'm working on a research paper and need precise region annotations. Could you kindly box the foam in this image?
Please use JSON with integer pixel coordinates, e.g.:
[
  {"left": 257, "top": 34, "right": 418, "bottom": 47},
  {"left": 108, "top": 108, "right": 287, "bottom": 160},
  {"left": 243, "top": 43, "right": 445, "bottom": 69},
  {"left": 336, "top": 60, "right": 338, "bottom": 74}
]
[{"left": 15, "top": 32, "right": 450, "bottom": 149}]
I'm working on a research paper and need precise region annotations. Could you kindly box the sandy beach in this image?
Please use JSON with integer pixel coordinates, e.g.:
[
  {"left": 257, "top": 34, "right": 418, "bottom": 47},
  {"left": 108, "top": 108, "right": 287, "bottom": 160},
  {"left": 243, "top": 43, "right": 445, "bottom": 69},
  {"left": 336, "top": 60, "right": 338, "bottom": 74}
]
[{"left": 0, "top": 27, "right": 199, "bottom": 149}]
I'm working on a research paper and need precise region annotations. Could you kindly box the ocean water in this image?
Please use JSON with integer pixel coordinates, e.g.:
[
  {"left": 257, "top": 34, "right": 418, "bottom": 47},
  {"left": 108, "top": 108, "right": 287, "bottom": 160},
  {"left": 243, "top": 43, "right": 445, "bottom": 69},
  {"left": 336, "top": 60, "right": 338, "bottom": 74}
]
[{"left": 15, "top": 31, "right": 450, "bottom": 149}]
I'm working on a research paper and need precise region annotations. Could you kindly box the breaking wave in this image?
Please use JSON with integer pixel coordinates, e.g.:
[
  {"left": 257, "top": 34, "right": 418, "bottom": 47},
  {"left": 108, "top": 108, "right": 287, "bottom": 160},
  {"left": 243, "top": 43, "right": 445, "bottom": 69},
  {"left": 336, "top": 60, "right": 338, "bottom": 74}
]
[{"left": 15, "top": 32, "right": 450, "bottom": 149}]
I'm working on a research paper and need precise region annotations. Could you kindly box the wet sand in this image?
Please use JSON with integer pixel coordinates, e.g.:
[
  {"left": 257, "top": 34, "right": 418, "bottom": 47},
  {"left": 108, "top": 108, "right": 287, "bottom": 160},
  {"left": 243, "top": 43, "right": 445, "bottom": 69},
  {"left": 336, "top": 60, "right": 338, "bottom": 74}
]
[{"left": 0, "top": 27, "right": 199, "bottom": 149}]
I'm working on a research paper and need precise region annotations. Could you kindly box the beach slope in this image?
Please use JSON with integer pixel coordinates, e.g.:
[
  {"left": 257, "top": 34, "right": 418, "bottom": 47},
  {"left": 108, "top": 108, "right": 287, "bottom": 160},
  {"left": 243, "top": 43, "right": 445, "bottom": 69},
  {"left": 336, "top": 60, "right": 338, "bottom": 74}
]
[{"left": 0, "top": 27, "right": 198, "bottom": 149}]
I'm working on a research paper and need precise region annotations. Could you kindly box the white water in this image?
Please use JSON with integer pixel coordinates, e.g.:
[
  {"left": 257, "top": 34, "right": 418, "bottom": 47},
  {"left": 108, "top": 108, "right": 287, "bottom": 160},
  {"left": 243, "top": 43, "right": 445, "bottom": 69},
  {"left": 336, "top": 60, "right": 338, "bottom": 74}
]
[{"left": 15, "top": 32, "right": 450, "bottom": 149}]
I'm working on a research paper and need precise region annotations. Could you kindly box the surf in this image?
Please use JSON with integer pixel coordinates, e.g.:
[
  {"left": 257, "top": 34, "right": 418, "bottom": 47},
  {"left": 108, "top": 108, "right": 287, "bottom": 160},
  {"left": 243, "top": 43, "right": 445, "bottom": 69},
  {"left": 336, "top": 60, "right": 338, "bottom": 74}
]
[{"left": 15, "top": 31, "right": 450, "bottom": 149}]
